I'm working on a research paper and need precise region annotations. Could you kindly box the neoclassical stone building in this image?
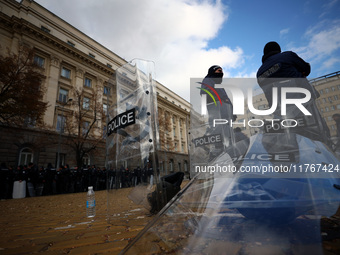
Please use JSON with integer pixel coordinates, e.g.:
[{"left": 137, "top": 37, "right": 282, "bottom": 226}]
[
  {"left": 311, "top": 72, "right": 340, "bottom": 137},
  {"left": 0, "top": 0, "right": 190, "bottom": 176}
]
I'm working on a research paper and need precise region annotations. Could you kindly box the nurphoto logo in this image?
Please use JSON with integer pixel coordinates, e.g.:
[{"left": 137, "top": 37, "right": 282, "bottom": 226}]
[
  {"left": 199, "top": 85, "right": 312, "bottom": 116},
  {"left": 195, "top": 78, "right": 313, "bottom": 130},
  {"left": 197, "top": 82, "right": 222, "bottom": 106}
]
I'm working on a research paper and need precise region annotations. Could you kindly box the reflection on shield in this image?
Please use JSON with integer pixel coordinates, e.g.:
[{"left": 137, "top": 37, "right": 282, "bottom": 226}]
[{"left": 118, "top": 78, "right": 340, "bottom": 255}]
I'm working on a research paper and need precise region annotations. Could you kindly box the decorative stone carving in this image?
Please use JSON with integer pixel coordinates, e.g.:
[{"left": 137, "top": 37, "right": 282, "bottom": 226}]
[
  {"left": 50, "top": 56, "right": 60, "bottom": 67},
  {"left": 76, "top": 68, "right": 84, "bottom": 78}
]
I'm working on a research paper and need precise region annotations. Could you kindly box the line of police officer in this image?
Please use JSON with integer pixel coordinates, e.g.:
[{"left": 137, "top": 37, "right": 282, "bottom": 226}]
[{"left": 0, "top": 162, "right": 154, "bottom": 199}]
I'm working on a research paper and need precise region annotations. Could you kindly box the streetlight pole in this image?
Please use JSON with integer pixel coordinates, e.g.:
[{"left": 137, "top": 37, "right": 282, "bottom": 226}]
[{"left": 57, "top": 98, "right": 73, "bottom": 169}]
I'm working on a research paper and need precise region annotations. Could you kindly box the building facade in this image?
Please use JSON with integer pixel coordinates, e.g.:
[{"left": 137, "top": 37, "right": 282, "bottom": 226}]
[
  {"left": 311, "top": 71, "right": 340, "bottom": 137},
  {"left": 0, "top": 0, "right": 190, "bottom": 176}
]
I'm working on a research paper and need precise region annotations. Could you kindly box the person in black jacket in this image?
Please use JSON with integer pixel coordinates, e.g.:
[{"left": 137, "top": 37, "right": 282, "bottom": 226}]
[
  {"left": 257, "top": 41, "right": 311, "bottom": 79},
  {"left": 257, "top": 41, "right": 319, "bottom": 105},
  {"left": 200, "top": 65, "right": 233, "bottom": 124},
  {"left": 200, "top": 65, "right": 234, "bottom": 158},
  {"left": 257, "top": 41, "right": 330, "bottom": 144}
]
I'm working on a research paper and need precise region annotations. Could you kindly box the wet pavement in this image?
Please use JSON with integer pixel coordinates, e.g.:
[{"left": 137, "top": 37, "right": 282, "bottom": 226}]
[
  {"left": 1, "top": 186, "right": 340, "bottom": 255},
  {"left": 0, "top": 188, "right": 154, "bottom": 254}
]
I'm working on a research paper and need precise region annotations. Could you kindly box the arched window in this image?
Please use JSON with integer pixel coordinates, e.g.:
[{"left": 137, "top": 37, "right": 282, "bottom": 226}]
[{"left": 19, "top": 147, "right": 33, "bottom": 166}]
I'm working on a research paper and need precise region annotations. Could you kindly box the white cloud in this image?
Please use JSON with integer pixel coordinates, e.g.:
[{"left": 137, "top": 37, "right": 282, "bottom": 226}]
[
  {"left": 319, "top": 0, "right": 338, "bottom": 18},
  {"left": 34, "top": 0, "right": 244, "bottom": 101},
  {"left": 294, "top": 19, "right": 340, "bottom": 75},
  {"left": 321, "top": 57, "right": 340, "bottom": 70},
  {"left": 280, "top": 28, "right": 290, "bottom": 37}
]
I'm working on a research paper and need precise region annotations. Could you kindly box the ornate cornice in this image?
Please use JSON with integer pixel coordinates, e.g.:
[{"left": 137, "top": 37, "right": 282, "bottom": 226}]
[
  {"left": 0, "top": 13, "right": 116, "bottom": 76},
  {"left": 157, "top": 95, "right": 190, "bottom": 115}
]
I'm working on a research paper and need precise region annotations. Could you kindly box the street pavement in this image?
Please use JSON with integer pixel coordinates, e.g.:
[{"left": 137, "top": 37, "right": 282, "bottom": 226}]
[
  {"left": 0, "top": 188, "right": 154, "bottom": 254},
  {"left": 1, "top": 185, "right": 340, "bottom": 254}
]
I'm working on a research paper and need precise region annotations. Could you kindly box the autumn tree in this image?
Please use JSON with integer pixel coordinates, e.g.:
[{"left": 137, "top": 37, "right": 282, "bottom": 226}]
[
  {"left": 64, "top": 87, "right": 106, "bottom": 167},
  {"left": 0, "top": 45, "right": 48, "bottom": 126}
]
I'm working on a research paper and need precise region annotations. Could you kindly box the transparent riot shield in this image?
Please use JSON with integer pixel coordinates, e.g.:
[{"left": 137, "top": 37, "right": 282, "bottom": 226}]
[
  {"left": 119, "top": 78, "right": 340, "bottom": 255},
  {"left": 106, "top": 59, "right": 160, "bottom": 222},
  {"left": 189, "top": 77, "right": 236, "bottom": 179}
]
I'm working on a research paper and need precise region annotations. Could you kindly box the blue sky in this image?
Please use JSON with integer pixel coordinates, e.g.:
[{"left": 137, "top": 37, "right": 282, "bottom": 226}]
[
  {"left": 212, "top": 0, "right": 340, "bottom": 78},
  {"left": 34, "top": 0, "right": 340, "bottom": 101}
]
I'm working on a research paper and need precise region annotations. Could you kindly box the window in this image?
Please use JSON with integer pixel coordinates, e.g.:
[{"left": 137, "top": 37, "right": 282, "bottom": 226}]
[
  {"left": 332, "top": 86, "right": 336, "bottom": 91},
  {"left": 331, "top": 105, "right": 335, "bottom": 111},
  {"left": 325, "top": 88, "right": 329, "bottom": 93},
  {"left": 83, "top": 97, "right": 90, "bottom": 110},
  {"left": 319, "top": 90, "right": 323, "bottom": 95},
  {"left": 337, "top": 104, "right": 340, "bottom": 109},
  {"left": 335, "top": 95, "right": 339, "bottom": 100},
  {"left": 56, "top": 153, "right": 66, "bottom": 168},
  {"left": 104, "top": 86, "right": 110, "bottom": 95},
  {"left": 169, "top": 160, "right": 174, "bottom": 172},
  {"left": 89, "top": 53, "right": 95, "bottom": 58},
  {"left": 61, "top": 67, "right": 71, "bottom": 79},
  {"left": 58, "top": 88, "right": 68, "bottom": 103},
  {"left": 19, "top": 147, "right": 33, "bottom": 166},
  {"left": 34, "top": 55, "right": 45, "bottom": 68},
  {"left": 322, "top": 98, "right": 327, "bottom": 103},
  {"left": 56, "top": 115, "right": 66, "bottom": 132},
  {"left": 103, "top": 103, "right": 108, "bottom": 115},
  {"left": 107, "top": 63, "right": 112, "bottom": 68},
  {"left": 82, "top": 121, "right": 90, "bottom": 135},
  {"left": 84, "top": 77, "right": 92, "bottom": 88}
]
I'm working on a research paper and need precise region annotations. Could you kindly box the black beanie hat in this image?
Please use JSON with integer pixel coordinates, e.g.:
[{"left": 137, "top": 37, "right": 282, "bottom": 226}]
[
  {"left": 263, "top": 41, "right": 281, "bottom": 55},
  {"left": 262, "top": 41, "right": 281, "bottom": 63}
]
